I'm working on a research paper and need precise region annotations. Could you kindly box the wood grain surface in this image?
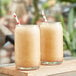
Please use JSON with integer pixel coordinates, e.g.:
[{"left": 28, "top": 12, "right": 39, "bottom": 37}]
[{"left": 0, "top": 60, "right": 76, "bottom": 76}]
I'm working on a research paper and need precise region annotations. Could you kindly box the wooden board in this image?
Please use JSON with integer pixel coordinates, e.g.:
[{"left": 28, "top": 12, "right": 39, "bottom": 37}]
[
  {"left": 52, "top": 71, "right": 76, "bottom": 76},
  {"left": 0, "top": 60, "right": 76, "bottom": 76}
]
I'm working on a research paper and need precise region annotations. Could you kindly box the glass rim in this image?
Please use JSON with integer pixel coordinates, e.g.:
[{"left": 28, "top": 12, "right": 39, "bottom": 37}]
[
  {"left": 15, "top": 25, "right": 40, "bottom": 29},
  {"left": 39, "top": 22, "right": 62, "bottom": 26},
  {"left": 40, "top": 21, "right": 61, "bottom": 24},
  {"left": 16, "top": 25, "right": 38, "bottom": 27}
]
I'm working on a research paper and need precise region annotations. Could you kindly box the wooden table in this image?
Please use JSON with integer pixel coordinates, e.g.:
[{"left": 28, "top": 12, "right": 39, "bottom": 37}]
[{"left": 0, "top": 59, "right": 76, "bottom": 76}]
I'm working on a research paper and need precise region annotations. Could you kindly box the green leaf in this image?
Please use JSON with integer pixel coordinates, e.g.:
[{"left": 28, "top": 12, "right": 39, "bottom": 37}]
[
  {"left": 63, "top": 29, "right": 71, "bottom": 50},
  {"left": 0, "top": 6, "right": 6, "bottom": 17},
  {"left": 59, "top": 14, "right": 66, "bottom": 29},
  {"left": 42, "top": 3, "right": 50, "bottom": 9},
  {"left": 71, "top": 29, "right": 76, "bottom": 50},
  {"left": 59, "top": 14, "right": 71, "bottom": 50},
  {"left": 2, "top": 0, "right": 11, "bottom": 5},
  {"left": 67, "top": 8, "right": 74, "bottom": 34}
]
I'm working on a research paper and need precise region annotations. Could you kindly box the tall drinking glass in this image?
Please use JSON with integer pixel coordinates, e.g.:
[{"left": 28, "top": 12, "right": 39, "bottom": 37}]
[
  {"left": 40, "top": 22, "right": 63, "bottom": 65},
  {"left": 15, "top": 25, "right": 40, "bottom": 70}
]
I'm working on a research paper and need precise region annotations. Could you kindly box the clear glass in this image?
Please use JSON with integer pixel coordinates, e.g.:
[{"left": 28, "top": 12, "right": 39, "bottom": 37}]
[
  {"left": 15, "top": 25, "right": 40, "bottom": 70},
  {"left": 40, "top": 22, "right": 63, "bottom": 65}
]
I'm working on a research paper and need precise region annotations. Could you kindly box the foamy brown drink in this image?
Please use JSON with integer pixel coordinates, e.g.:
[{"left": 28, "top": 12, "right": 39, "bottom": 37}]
[
  {"left": 40, "top": 22, "right": 63, "bottom": 65},
  {"left": 15, "top": 25, "right": 40, "bottom": 70}
]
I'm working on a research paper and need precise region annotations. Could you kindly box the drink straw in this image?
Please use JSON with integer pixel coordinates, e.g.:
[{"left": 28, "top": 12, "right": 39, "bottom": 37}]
[
  {"left": 41, "top": 10, "right": 48, "bottom": 22},
  {"left": 13, "top": 13, "right": 20, "bottom": 26}
]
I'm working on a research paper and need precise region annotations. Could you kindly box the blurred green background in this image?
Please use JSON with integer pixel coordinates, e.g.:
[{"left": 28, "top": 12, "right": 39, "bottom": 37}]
[{"left": 0, "top": 0, "right": 76, "bottom": 64}]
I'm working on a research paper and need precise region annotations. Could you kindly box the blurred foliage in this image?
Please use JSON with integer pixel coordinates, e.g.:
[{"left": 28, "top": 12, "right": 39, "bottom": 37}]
[
  {"left": 32, "top": 0, "right": 40, "bottom": 24},
  {"left": 42, "top": 2, "right": 50, "bottom": 9},
  {"left": 59, "top": 0, "right": 76, "bottom": 15},
  {"left": 59, "top": 8, "right": 76, "bottom": 56},
  {"left": 1, "top": 0, "right": 11, "bottom": 5},
  {"left": 0, "top": 0, "right": 11, "bottom": 17},
  {"left": 0, "top": 0, "right": 76, "bottom": 56},
  {"left": 0, "top": 6, "right": 6, "bottom": 17},
  {"left": 59, "top": 0, "right": 76, "bottom": 3}
]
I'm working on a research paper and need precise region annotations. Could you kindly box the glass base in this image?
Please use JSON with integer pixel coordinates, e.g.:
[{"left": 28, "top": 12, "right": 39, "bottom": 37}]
[
  {"left": 41, "top": 61, "right": 62, "bottom": 65},
  {"left": 17, "top": 66, "right": 39, "bottom": 71}
]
